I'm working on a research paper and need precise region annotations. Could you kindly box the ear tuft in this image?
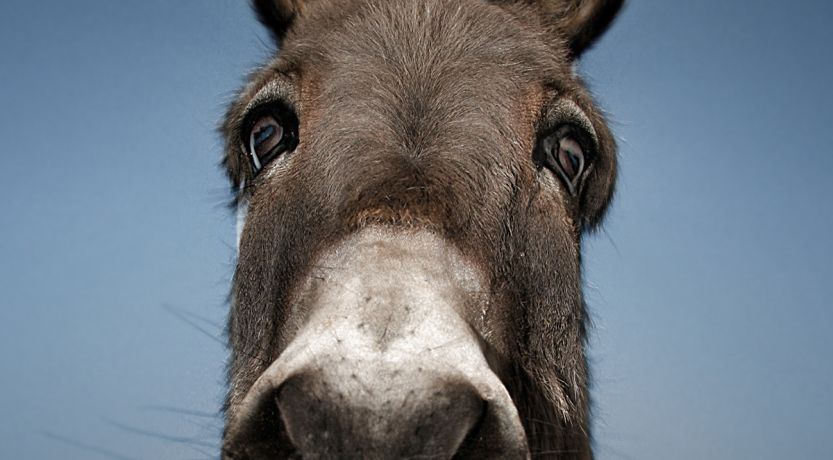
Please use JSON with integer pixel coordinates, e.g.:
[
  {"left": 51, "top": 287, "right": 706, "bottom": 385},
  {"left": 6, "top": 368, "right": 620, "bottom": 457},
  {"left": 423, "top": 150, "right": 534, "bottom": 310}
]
[{"left": 252, "top": 0, "right": 303, "bottom": 44}]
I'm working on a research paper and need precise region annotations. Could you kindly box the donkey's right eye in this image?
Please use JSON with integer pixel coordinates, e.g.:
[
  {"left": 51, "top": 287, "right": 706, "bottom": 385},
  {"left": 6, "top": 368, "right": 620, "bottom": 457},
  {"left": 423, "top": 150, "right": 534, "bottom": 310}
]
[
  {"left": 242, "top": 105, "right": 299, "bottom": 174},
  {"left": 250, "top": 116, "right": 284, "bottom": 162}
]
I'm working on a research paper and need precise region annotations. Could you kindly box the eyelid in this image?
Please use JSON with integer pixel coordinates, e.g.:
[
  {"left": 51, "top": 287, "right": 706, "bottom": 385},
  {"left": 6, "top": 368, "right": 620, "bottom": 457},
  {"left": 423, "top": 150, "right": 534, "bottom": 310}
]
[
  {"left": 244, "top": 78, "right": 299, "bottom": 117},
  {"left": 541, "top": 99, "right": 598, "bottom": 149}
]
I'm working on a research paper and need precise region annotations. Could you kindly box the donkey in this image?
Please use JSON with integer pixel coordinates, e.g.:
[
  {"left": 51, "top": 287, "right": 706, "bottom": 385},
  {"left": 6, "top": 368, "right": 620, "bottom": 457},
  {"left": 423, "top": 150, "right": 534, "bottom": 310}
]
[{"left": 220, "top": 0, "right": 621, "bottom": 458}]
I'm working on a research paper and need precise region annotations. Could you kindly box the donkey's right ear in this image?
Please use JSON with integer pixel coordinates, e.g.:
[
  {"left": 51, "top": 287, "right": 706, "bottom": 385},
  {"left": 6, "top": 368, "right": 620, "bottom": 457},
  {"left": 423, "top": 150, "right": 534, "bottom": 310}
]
[{"left": 252, "top": 0, "right": 305, "bottom": 43}]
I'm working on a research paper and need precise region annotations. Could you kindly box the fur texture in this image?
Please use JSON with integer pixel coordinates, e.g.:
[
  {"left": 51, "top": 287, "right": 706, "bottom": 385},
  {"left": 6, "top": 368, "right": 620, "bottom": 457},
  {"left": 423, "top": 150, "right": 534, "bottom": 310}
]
[{"left": 221, "top": 0, "right": 622, "bottom": 457}]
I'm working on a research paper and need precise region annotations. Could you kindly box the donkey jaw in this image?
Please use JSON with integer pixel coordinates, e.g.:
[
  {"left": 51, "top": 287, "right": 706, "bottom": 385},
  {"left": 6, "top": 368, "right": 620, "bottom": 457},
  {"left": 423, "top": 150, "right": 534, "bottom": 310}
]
[{"left": 223, "top": 227, "right": 529, "bottom": 459}]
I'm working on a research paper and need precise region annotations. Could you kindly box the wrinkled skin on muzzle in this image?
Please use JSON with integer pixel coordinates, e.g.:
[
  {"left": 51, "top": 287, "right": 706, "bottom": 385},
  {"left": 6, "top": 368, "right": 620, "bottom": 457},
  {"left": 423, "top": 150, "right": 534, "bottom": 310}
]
[{"left": 220, "top": 0, "right": 622, "bottom": 458}]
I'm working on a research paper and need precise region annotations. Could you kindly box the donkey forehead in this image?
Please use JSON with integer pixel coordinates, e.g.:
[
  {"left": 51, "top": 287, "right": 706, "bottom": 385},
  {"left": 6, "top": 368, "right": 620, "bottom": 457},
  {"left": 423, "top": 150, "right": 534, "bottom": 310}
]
[
  {"left": 246, "top": 0, "right": 578, "bottom": 110},
  {"left": 298, "top": 1, "right": 564, "bottom": 74}
]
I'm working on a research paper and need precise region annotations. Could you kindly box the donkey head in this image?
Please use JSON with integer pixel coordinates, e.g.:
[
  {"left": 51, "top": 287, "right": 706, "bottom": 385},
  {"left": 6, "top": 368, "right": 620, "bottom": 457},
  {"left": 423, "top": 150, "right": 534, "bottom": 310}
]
[{"left": 221, "top": 0, "right": 621, "bottom": 458}]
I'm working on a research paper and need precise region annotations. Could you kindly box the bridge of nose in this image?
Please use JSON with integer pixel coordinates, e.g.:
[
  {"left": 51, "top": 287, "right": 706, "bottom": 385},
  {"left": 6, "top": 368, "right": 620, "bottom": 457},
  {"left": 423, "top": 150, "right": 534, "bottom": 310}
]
[{"left": 294, "top": 226, "right": 486, "bottom": 353}]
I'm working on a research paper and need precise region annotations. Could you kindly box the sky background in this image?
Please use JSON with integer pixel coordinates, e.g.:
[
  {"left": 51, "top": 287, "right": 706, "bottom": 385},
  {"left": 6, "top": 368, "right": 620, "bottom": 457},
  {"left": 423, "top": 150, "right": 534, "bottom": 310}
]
[{"left": 1, "top": 1, "right": 831, "bottom": 459}]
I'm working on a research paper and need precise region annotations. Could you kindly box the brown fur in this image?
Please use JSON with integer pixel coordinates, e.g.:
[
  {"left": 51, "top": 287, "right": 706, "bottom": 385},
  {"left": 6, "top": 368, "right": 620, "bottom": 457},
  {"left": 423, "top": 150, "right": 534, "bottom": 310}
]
[{"left": 222, "top": 0, "right": 622, "bottom": 457}]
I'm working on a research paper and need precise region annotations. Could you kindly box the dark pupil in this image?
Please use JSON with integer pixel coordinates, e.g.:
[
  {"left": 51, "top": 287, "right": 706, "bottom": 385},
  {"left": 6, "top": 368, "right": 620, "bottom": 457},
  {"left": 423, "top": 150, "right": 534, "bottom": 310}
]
[{"left": 254, "top": 124, "right": 276, "bottom": 148}]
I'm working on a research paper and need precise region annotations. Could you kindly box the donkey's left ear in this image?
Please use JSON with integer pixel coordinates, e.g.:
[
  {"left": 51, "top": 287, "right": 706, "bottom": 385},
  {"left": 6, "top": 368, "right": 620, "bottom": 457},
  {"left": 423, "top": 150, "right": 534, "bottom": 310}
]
[
  {"left": 534, "top": 0, "right": 624, "bottom": 58},
  {"left": 252, "top": 0, "right": 306, "bottom": 44}
]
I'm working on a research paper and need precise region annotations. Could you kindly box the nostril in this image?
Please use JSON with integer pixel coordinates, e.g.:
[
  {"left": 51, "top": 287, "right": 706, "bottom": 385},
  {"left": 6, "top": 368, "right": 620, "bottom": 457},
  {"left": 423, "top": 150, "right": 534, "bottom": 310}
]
[
  {"left": 225, "top": 367, "right": 528, "bottom": 459},
  {"left": 274, "top": 373, "right": 336, "bottom": 455},
  {"left": 274, "top": 371, "right": 487, "bottom": 458},
  {"left": 454, "top": 400, "right": 489, "bottom": 456},
  {"left": 452, "top": 395, "right": 529, "bottom": 459},
  {"left": 222, "top": 381, "right": 300, "bottom": 460},
  {"left": 400, "top": 380, "right": 485, "bottom": 458}
]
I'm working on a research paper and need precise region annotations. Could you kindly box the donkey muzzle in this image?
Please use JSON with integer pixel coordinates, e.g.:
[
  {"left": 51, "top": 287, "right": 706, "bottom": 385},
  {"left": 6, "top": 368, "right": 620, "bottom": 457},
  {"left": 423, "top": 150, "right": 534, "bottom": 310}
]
[{"left": 223, "top": 227, "right": 528, "bottom": 459}]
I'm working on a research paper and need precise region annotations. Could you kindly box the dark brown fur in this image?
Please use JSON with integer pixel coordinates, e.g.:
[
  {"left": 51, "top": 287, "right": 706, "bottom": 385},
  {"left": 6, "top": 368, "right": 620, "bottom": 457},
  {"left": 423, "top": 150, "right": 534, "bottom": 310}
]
[{"left": 222, "top": 0, "right": 622, "bottom": 457}]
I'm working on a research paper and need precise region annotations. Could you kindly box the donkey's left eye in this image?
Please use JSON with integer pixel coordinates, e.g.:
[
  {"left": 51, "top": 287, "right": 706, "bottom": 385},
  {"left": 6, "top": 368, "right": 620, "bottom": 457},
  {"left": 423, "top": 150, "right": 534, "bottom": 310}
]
[
  {"left": 535, "top": 125, "right": 591, "bottom": 195},
  {"left": 242, "top": 105, "right": 299, "bottom": 174}
]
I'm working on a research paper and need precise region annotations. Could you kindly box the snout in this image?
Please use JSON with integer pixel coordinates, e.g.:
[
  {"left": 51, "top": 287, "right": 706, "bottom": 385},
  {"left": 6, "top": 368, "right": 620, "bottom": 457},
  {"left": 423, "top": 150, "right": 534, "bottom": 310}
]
[
  {"left": 222, "top": 228, "right": 528, "bottom": 459},
  {"left": 278, "top": 368, "right": 483, "bottom": 457}
]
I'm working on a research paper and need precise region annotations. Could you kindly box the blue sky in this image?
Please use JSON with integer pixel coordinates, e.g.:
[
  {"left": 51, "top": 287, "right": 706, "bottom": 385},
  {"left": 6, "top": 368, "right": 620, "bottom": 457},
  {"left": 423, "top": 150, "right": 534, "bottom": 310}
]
[{"left": 0, "top": 1, "right": 831, "bottom": 459}]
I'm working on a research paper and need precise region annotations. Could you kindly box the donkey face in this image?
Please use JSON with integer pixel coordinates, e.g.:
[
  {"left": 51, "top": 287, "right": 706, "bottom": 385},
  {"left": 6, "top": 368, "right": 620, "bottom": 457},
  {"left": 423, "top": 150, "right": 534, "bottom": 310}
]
[{"left": 221, "top": 0, "right": 621, "bottom": 458}]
